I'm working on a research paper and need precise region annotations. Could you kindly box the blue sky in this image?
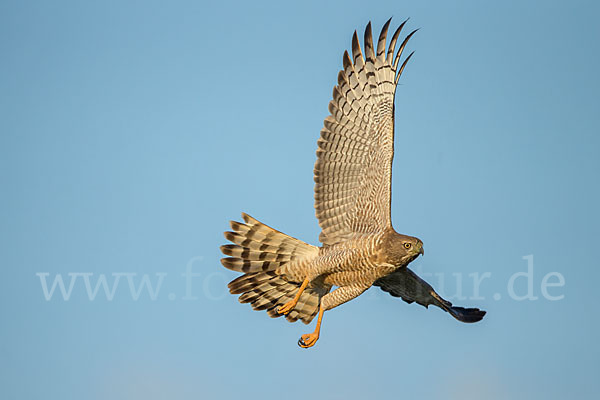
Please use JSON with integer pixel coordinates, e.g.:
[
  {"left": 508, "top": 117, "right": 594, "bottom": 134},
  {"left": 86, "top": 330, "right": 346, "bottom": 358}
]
[{"left": 1, "top": 1, "right": 599, "bottom": 399}]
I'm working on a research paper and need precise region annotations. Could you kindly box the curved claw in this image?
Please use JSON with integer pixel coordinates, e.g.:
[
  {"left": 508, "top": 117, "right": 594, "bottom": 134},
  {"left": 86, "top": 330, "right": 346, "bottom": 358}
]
[
  {"left": 297, "top": 333, "right": 319, "bottom": 348},
  {"left": 277, "top": 301, "right": 295, "bottom": 315}
]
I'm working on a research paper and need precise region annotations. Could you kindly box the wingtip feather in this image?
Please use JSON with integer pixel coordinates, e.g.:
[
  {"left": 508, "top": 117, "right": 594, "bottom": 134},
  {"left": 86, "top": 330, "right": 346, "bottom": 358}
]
[
  {"left": 377, "top": 18, "right": 393, "bottom": 60},
  {"left": 449, "top": 307, "right": 487, "bottom": 323},
  {"left": 387, "top": 18, "right": 409, "bottom": 62},
  {"left": 364, "top": 21, "right": 374, "bottom": 60}
]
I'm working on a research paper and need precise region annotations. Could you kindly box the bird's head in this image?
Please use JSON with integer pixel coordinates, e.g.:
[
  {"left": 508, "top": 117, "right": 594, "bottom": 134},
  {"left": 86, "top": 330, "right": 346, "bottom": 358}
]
[{"left": 381, "top": 230, "right": 424, "bottom": 266}]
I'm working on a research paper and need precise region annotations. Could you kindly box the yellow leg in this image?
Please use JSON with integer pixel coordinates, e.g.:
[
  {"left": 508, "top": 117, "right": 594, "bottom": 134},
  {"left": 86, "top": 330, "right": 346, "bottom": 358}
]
[
  {"left": 298, "top": 305, "right": 324, "bottom": 348},
  {"left": 277, "top": 278, "right": 310, "bottom": 315}
]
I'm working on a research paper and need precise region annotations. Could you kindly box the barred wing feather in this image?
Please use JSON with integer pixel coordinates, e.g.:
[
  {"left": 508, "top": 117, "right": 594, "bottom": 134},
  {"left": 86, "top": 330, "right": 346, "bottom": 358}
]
[{"left": 314, "top": 19, "right": 417, "bottom": 245}]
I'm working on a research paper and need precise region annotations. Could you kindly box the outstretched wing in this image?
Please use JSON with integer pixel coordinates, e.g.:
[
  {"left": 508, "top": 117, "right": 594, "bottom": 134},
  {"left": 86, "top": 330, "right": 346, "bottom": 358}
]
[
  {"left": 314, "top": 19, "right": 417, "bottom": 245},
  {"left": 373, "top": 268, "right": 486, "bottom": 323}
]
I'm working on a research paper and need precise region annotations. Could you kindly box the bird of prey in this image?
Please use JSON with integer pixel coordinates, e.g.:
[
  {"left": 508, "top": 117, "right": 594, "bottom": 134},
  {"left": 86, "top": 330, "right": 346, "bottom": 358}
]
[{"left": 220, "top": 18, "right": 486, "bottom": 349}]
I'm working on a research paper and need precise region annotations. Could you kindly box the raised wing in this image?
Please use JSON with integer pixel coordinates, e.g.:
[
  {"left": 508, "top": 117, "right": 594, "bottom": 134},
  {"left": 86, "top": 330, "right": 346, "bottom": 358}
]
[
  {"left": 373, "top": 268, "right": 486, "bottom": 323},
  {"left": 314, "top": 19, "right": 417, "bottom": 245}
]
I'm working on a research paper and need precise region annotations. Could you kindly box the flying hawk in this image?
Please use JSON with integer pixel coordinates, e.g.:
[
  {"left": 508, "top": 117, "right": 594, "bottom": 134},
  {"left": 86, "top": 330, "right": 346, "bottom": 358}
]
[{"left": 220, "top": 18, "right": 486, "bottom": 348}]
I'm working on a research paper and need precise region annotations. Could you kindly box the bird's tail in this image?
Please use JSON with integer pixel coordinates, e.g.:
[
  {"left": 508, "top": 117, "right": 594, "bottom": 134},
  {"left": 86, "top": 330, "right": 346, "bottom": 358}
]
[{"left": 220, "top": 213, "right": 325, "bottom": 324}]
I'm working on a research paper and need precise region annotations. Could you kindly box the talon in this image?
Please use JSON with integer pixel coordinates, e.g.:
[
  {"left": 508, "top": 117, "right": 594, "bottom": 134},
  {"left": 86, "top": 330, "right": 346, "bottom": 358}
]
[
  {"left": 297, "top": 333, "right": 319, "bottom": 348},
  {"left": 277, "top": 300, "right": 295, "bottom": 315},
  {"left": 278, "top": 278, "right": 310, "bottom": 316}
]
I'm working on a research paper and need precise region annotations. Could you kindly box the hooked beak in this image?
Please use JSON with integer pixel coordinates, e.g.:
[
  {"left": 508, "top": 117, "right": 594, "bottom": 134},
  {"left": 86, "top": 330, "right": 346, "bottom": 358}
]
[{"left": 418, "top": 243, "right": 424, "bottom": 256}]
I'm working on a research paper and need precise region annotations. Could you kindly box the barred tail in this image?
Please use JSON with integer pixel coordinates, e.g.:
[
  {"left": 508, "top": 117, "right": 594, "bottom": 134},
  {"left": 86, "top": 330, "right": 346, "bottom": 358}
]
[{"left": 220, "top": 213, "right": 325, "bottom": 324}]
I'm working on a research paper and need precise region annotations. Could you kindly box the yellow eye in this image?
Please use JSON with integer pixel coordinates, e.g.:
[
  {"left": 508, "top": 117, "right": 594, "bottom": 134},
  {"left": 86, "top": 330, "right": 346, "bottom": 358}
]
[{"left": 403, "top": 242, "right": 412, "bottom": 249}]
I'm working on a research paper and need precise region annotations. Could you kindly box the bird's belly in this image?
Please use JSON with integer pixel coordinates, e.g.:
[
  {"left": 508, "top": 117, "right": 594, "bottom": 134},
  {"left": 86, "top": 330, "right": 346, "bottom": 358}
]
[{"left": 322, "top": 263, "right": 395, "bottom": 287}]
